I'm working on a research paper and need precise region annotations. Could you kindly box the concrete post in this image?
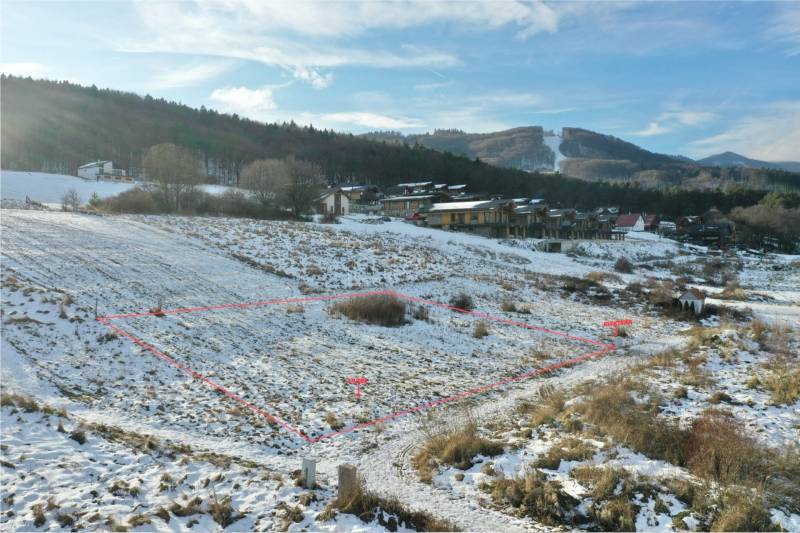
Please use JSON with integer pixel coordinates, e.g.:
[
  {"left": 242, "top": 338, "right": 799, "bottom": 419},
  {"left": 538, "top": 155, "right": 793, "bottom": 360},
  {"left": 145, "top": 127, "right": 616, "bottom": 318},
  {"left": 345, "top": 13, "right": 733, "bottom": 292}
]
[
  {"left": 337, "top": 464, "right": 359, "bottom": 502},
  {"left": 301, "top": 458, "right": 316, "bottom": 489}
]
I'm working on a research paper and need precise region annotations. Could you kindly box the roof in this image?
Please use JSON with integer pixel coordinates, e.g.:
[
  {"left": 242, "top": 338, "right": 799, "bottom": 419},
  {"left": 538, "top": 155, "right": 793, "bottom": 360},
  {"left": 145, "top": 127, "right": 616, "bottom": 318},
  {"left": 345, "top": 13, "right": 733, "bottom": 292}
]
[
  {"left": 396, "top": 181, "right": 433, "bottom": 188},
  {"left": 381, "top": 194, "right": 436, "bottom": 202},
  {"left": 680, "top": 288, "right": 706, "bottom": 300},
  {"left": 615, "top": 213, "right": 644, "bottom": 227},
  {"left": 78, "top": 160, "right": 111, "bottom": 169},
  {"left": 643, "top": 214, "right": 659, "bottom": 225},
  {"left": 428, "top": 199, "right": 512, "bottom": 212},
  {"left": 339, "top": 185, "right": 373, "bottom": 192}
]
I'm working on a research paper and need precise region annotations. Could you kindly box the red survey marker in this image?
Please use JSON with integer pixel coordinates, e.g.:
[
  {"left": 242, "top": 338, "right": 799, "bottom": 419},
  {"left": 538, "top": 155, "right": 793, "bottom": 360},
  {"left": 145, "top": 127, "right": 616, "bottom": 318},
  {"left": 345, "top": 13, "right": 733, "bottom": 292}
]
[
  {"left": 97, "top": 290, "right": 617, "bottom": 444},
  {"left": 603, "top": 319, "right": 633, "bottom": 337},
  {"left": 347, "top": 377, "right": 369, "bottom": 400}
]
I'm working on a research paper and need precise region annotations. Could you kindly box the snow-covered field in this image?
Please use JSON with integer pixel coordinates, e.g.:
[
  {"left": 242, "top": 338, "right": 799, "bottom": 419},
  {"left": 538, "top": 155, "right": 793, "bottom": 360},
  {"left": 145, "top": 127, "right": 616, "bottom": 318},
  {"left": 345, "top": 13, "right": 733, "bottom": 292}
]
[
  {"left": 0, "top": 170, "right": 231, "bottom": 207},
  {"left": 1, "top": 208, "right": 797, "bottom": 531}
]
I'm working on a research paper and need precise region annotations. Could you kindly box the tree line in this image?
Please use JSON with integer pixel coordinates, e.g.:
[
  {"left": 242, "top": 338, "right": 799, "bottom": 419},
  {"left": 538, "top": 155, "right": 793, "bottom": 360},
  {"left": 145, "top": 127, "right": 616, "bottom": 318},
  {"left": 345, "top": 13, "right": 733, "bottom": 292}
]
[{"left": 0, "top": 75, "right": 777, "bottom": 217}]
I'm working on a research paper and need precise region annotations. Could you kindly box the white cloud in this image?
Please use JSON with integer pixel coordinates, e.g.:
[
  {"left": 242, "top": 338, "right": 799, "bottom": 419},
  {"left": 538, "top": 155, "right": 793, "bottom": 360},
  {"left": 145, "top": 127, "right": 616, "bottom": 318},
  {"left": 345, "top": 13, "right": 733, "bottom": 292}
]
[
  {"left": 633, "top": 122, "right": 670, "bottom": 137},
  {"left": 123, "top": 1, "right": 583, "bottom": 88},
  {"left": 315, "top": 112, "right": 424, "bottom": 130},
  {"left": 633, "top": 110, "right": 716, "bottom": 137},
  {"left": 0, "top": 62, "right": 47, "bottom": 77},
  {"left": 209, "top": 86, "right": 278, "bottom": 120},
  {"left": 688, "top": 102, "right": 800, "bottom": 161},
  {"left": 767, "top": 3, "right": 800, "bottom": 56},
  {"left": 150, "top": 61, "right": 232, "bottom": 89}
]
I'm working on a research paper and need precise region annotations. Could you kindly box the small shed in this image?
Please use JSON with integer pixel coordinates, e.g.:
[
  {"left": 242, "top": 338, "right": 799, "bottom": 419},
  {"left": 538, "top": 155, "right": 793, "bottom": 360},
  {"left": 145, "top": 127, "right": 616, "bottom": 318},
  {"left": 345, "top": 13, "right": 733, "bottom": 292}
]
[
  {"left": 316, "top": 189, "right": 349, "bottom": 216},
  {"left": 679, "top": 288, "right": 706, "bottom": 315}
]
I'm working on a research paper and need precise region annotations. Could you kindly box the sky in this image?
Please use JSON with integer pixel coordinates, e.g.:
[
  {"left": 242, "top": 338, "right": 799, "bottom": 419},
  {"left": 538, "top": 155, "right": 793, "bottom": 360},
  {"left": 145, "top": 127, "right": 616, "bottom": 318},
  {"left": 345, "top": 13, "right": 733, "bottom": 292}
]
[{"left": 1, "top": 0, "right": 799, "bottom": 161}]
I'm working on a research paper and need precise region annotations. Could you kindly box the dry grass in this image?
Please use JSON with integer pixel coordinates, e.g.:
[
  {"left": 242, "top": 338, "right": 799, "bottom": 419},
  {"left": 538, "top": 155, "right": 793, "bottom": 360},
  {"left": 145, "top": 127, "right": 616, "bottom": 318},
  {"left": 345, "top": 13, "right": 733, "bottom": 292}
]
[
  {"left": 585, "top": 271, "right": 621, "bottom": 284},
  {"left": 329, "top": 295, "right": 407, "bottom": 327},
  {"left": 413, "top": 422, "right": 503, "bottom": 483},
  {"left": 685, "top": 409, "right": 767, "bottom": 486},
  {"left": 486, "top": 468, "right": 578, "bottom": 526},
  {"left": 472, "top": 320, "right": 490, "bottom": 339},
  {"left": 324, "top": 412, "right": 344, "bottom": 430},
  {"left": 718, "top": 281, "right": 747, "bottom": 301},
  {"left": 763, "top": 358, "right": 800, "bottom": 405},
  {"left": 533, "top": 437, "right": 594, "bottom": 469},
  {"left": 320, "top": 478, "right": 457, "bottom": 531},
  {"left": 710, "top": 488, "right": 776, "bottom": 532},
  {"left": 614, "top": 257, "right": 633, "bottom": 273},
  {"left": 449, "top": 293, "right": 474, "bottom": 311},
  {"left": 576, "top": 379, "right": 688, "bottom": 466},
  {"left": 208, "top": 494, "right": 242, "bottom": 528}
]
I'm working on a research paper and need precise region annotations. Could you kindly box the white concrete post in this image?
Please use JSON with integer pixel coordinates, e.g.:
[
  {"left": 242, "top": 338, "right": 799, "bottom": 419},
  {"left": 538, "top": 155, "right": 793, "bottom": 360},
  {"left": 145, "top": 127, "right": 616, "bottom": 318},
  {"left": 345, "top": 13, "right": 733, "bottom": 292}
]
[{"left": 301, "top": 458, "right": 316, "bottom": 489}]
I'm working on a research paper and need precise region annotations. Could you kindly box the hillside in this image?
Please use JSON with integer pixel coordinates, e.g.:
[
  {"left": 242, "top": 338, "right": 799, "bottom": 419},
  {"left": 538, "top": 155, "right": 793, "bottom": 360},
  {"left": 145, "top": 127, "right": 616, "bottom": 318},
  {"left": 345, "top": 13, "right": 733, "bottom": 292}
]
[
  {"left": 0, "top": 76, "right": 784, "bottom": 213},
  {"left": 364, "top": 126, "right": 800, "bottom": 191},
  {"left": 697, "top": 151, "right": 800, "bottom": 173}
]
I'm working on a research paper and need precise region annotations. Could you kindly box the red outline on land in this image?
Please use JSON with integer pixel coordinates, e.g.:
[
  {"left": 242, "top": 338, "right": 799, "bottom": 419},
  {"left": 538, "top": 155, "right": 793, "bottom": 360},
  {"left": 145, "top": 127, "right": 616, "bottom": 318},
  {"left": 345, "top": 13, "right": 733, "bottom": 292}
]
[{"left": 96, "top": 290, "right": 616, "bottom": 444}]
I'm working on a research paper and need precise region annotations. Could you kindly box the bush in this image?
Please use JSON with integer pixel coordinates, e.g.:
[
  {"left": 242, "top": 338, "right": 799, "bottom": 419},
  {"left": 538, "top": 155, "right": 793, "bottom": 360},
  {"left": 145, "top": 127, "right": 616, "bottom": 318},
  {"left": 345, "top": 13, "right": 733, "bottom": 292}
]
[
  {"left": 577, "top": 379, "right": 688, "bottom": 466},
  {"left": 449, "top": 293, "right": 474, "bottom": 311},
  {"left": 472, "top": 320, "right": 490, "bottom": 338},
  {"left": 69, "top": 428, "right": 87, "bottom": 445},
  {"left": 209, "top": 494, "right": 242, "bottom": 528},
  {"left": 764, "top": 359, "right": 800, "bottom": 405},
  {"left": 533, "top": 437, "right": 594, "bottom": 469},
  {"left": 101, "top": 187, "right": 160, "bottom": 214},
  {"left": 710, "top": 488, "right": 776, "bottom": 532},
  {"left": 329, "top": 295, "right": 407, "bottom": 327},
  {"left": 413, "top": 422, "right": 503, "bottom": 482},
  {"left": 614, "top": 257, "right": 633, "bottom": 274},
  {"left": 685, "top": 410, "right": 766, "bottom": 485},
  {"left": 486, "top": 468, "right": 579, "bottom": 526},
  {"left": 320, "top": 477, "right": 456, "bottom": 531}
]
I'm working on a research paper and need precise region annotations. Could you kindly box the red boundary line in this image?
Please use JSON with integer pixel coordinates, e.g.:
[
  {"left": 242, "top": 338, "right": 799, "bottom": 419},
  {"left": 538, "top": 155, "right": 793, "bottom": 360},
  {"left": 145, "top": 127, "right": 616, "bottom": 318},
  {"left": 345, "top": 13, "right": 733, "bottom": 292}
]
[{"left": 97, "top": 290, "right": 616, "bottom": 444}]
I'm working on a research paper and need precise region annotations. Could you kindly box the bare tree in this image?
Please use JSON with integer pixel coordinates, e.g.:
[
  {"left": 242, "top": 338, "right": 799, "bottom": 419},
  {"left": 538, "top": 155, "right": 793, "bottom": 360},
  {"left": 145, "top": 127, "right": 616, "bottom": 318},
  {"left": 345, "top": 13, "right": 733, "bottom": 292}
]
[
  {"left": 240, "top": 158, "right": 286, "bottom": 208},
  {"left": 283, "top": 156, "right": 324, "bottom": 218},
  {"left": 61, "top": 188, "right": 81, "bottom": 211},
  {"left": 142, "top": 143, "right": 203, "bottom": 211}
]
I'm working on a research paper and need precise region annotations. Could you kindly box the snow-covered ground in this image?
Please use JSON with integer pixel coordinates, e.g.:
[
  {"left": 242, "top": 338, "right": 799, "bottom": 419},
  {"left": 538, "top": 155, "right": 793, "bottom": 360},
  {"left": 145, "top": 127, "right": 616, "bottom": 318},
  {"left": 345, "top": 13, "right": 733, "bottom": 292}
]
[
  {"left": 0, "top": 170, "right": 232, "bottom": 206},
  {"left": 1, "top": 209, "right": 797, "bottom": 531}
]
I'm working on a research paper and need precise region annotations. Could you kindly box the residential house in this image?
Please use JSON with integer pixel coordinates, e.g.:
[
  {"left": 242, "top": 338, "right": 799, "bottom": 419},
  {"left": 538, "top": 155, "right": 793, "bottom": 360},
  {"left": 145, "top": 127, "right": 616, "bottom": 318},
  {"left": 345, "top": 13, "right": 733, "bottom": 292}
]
[
  {"left": 677, "top": 222, "right": 736, "bottom": 249},
  {"left": 339, "top": 185, "right": 378, "bottom": 203},
  {"left": 316, "top": 189, "right": 349, "bottom": 216},
  {"left": 643, "top": 214, "right": 660, "bottom": 232},
  {"left": 425, "top": 199, "right": 517, "bottom": 238},
  {"left": 679, "top": 289, "right": 706, "bottom": 315},
  {"left": 381, "top": 194, "right": 446, "bottom": 217},
  {"left": 614, "top": 213, "right": 645, "bottom": 232},
  {"left": 77, "top": 160, "right": 133, "bottom": 182}
]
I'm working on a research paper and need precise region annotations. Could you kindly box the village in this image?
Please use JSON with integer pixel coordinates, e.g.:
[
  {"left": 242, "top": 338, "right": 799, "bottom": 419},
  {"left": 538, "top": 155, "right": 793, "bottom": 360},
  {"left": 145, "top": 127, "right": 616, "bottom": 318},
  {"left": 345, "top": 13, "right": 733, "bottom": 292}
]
[{"left": 315, "top": 181, "right": 737, "bottom": 249}]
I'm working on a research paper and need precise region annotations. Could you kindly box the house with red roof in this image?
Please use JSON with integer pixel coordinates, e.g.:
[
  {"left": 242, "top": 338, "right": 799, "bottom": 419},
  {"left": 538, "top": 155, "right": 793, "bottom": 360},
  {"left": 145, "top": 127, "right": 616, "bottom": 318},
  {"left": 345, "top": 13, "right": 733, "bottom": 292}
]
[{"left": 614, "top": 213, "right": 645, "bottom": 232}]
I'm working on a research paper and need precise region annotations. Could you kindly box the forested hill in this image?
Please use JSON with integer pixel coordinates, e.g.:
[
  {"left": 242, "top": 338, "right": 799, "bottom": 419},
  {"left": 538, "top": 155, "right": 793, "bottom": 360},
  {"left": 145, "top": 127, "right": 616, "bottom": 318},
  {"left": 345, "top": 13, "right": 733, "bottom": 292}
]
[{"left": 0, "top": 76, "right": 769, "bottom": 215}]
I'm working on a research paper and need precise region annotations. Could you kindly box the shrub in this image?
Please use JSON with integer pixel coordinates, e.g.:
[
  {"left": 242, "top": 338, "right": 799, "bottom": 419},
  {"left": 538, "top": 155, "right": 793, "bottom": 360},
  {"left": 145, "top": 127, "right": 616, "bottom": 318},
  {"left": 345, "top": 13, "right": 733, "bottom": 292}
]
[
  {"left": 533, "top": 437, "right": 594, "bottom": 469},
  {"left": 329, "top": 295, "right": 407, "bottom": 327},
  {"left": 763, "top": 360, "right": 800, "bottom": 405},
  {"left": 69, "top": 428, "right": 87, "bottom": 445},
  {"left": 320, "top": 477, "right": 456, "bottom": 531},
  {"left": 102, "top": 187, "right": 160, "bottom": 214},
  {"left": 577, "top": 379, "right": 688, "bottom": 466},
  {"left": 500, "top": 299, "right": 517, "bottom": 313},
  {"left": 411, "top": 305, "right": 430, "bottom": 321},
  {"left": 710, "top": 488, "right": 776, "bottom": 532},
  {"left": 209, "top": 494, "right": 242, "bottom": 528},
  {"left": 31, "top": 504, "right": 46, "bottom": 528},
  {"left": 614, "top": 257, "right": 633, "bottom": 274},
  {"left": 486, "top": 468, "right": 579, "bottom": 526},
  {"left": 413, "top": 422, "right": 503, "bottom": 482},
  {"left": 472, "top": 320, "right": 490, "bottom": 338},
  {"left": 325, "top": 412, "right": 344, "bottom": 430},
  {"left": 685, "top": 410, "right": 766, "bottom": 485},
  {"left": 719, "top": 281, "right": 746, "bottom": 301},
  {"left": 596, "top": 498, "right": 637, "bottom": 532},
  {"left": 526, "top": 386, "right": 566, "bottom": 428},
  {"left": 449, "top": 293, "right": 474, "bottom": 311}
]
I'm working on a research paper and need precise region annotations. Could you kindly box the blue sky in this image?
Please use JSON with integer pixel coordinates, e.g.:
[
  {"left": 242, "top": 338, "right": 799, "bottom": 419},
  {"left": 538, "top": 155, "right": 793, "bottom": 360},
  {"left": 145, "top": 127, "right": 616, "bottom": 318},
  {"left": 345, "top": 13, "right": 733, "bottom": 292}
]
[{"left": 2, "top": 1, "right": 799, "bottom": 161}]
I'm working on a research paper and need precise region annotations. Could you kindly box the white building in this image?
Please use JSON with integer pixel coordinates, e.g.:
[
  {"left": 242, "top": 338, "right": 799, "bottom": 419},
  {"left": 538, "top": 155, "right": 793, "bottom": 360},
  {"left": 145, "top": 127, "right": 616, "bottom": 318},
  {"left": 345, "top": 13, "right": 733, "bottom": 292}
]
[
  {"left": 77, "top": 161, "right": 133, "bottom": 182},
  {"left": 678, "top": 289, "right": 706, "bottom": 315},
  {"left": 316, "top": 189, "right": 349, "bottom": 216}
]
